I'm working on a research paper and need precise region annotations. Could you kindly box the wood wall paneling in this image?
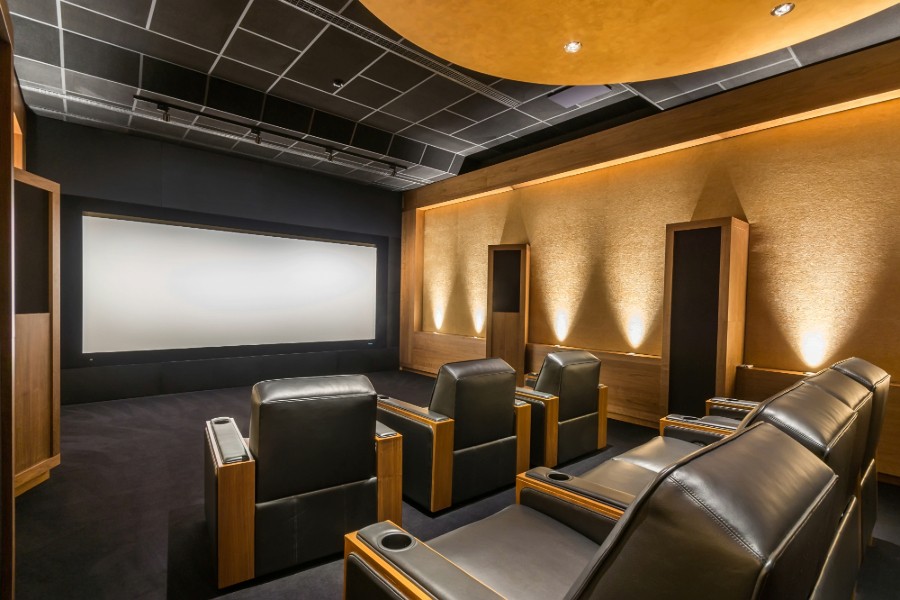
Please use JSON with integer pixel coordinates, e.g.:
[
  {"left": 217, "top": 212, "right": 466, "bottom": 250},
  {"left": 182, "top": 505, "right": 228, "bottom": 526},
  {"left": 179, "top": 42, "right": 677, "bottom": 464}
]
[{"left": 527, "top": 343, "right": 663, "bottom": 428}]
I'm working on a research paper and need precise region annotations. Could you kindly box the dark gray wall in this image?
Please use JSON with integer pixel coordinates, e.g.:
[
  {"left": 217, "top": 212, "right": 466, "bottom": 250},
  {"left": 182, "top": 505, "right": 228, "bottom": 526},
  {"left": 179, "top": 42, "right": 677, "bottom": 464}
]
[{"left": 27, "top": 116, "right": 402, "bottom": 403}]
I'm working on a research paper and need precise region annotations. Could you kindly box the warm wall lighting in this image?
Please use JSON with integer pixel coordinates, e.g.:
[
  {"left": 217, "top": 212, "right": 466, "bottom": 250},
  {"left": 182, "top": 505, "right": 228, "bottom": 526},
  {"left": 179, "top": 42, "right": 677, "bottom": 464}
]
[
  {"left": 553, "top": 310, "right": 571, "bottom": 343},
  {"left": 473, "top": 307, "right": 486, "bottom": 335},
  {"left": 800, "top": 329, "right": 827, "bottom": 368},
  {"left": 433, "top": 306, "right": 446, "bottom": 331},
  {"left": 625, "top": 312, "right": 647, "bottom": 349}
]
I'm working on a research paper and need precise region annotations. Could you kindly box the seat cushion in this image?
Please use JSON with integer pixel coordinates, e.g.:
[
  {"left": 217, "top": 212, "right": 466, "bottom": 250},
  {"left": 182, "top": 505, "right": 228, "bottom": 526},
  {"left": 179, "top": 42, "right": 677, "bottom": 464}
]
[
  {"left": 614, "top": 435, "right": 699, "bottom": 473},
  {"left": 429, "top": 505, "right": 598, "bottom": 600}
]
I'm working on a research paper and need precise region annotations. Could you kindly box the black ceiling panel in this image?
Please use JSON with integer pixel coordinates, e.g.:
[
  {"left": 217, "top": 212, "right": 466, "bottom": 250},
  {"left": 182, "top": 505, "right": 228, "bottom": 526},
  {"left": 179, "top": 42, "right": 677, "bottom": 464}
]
[
  {"left": 130, "top": 114, "right": 186, "bottom": 138},
  {"left": 185, "top": 128, "right": 240, "bottom": 150},
  {"left": 286, "top": 27, "right": 385, "bottom": 92},
  {"left": 63, "top": 31, "right": 140, "bottom": 87},
  {"left": 420, "top": 146, "right": 454, "bottom": 172},
  {"left": 65, "top": 71, "right": 137, "bottom": 107},
  {"left": 223, "top": 29, "right": 298, "bottom": 75},
  {"left": 721, "top": 61, "right": 795, "bottom": 90},
  {"left": 399, "top": 124, "right": 474, "bottom": 153},
  {"left": 381, "top": 75, "right": 470, "bottom": 122},
  {"left": 195, "top": 114, "right": 250, "bottom": 136},
  {"left": 142, "top": 57, "right": 208, "bottom": 106},
  {"left": 310, "top": 111, "right": 356, "bottom": 145},
  {"left": 455, "top": 109, "right": 539, "bottom": 145},
  {"left": 270, "top": 77, "right": 373, "bottom": 121},
  {"left": 14, "top": 56, "right": 62, "bottom": 91},
  {"left": 339, "top": 2, "right": 402, "bottom": 41},
  {"left": 336, "top": 76, "right": 401, "bottom": 109},
  {"left": 66, "top": 101, "right": 132, "bottom": 127},
  {"left": 60, "top": 2, "right": 218, "bottom": 73},
  {"left": 311, "top": 160, "right": 357, "bottom": 177},
  {"left": 262, "top": 95, "right": 313, "bottom": 134},
  {"left": 11, "top": 15, "right": 60, "bottom": 66},
  {"left": 66, "top": 0, "right": 154, "bottom": 27},
  {"left": 24, "top": 93, "right": 66, "bottom": 113},
  {"left": 241, "top": 0, "right": 325, "bottom": 51},
  {"left": 657, "top": 84, "right": 720, "bottom": 110},
  {"left": 362, "top": 52, "right": 431, "bottom": 92},
  {"left": 387, "top": 136, "right": 426, "bottom": 164},
  {"left": 234, "top": 141, "right": 283, "bottom": 159},
  {"left": 352, "top": 123, "right": 392, "bottom": 155},
  {"left": 419, "top": 110, "right": 475, "bottom": 135},
  {"left": 211, "top": 57, "right": 278, "bottom": 92},
  {"left": 793, "top": 4, "right": 900, "bottom": 66},
  {"left": 149, "top": 0, "right": 248, "bottom": 53},
  {"left": 447, "top": 93, "right": 506, "bottom": 122},
  {"left": 7, "top": 0, "right": 56, "bottom": 25},
  {"left": 360, "top": 110, "right": 410, "bottom": 134},
  {"left": 517, "top": 95, "right": 574, "bottom": 120},
  {"left": 206, "top": 77, "right": 264, "bottom": 120},
  {"left": 491, "top": 79, "right": 560, "bottom": 103}
]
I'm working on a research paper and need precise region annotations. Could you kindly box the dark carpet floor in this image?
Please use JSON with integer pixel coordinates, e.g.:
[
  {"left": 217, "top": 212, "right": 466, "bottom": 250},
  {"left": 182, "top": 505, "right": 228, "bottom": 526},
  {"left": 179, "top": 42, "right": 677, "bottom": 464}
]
[{"left": 14, "top": 370, "right": 900, "bottom": 599}]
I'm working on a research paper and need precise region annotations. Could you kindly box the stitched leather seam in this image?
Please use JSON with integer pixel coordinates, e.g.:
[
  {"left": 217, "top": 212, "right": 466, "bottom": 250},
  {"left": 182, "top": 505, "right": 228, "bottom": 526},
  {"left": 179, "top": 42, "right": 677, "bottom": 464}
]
[
  {"left": 762, "top": 414, "right": 821, "bottom": 451},
  {"left": 671, "top": 476, "right": 763, "bottom": 560}
]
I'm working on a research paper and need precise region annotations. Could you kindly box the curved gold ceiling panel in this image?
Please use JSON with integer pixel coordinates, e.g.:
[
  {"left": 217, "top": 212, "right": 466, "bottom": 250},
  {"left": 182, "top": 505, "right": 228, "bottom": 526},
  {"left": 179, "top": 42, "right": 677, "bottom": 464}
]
[{"left": 359, "top": 0, "right": 898, "bottom": 84}]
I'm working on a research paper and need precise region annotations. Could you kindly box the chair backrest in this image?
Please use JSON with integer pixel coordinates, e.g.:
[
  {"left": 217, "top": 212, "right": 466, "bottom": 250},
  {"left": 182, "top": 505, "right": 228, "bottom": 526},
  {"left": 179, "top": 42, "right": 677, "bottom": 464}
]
[
  {"left": 831, "top": 357, "right": 891, "bottom": 466},
  {"left": 740, "top": 381, "right": 859, "bottom": 508},
  {"left": 804, "top": 368, "right": 872, "bottom": 479},
  {"left": 249, "top": 374, "right": 377, "bottom": 503},
  {"left": 534, "top": 351, "right": 601, "bottom": 421},
  {"left": 430, "top": 358, "right": 516, "bottom": 450},
  {"left": 568, "top": 423, "right": 838, "bottom": 600}
]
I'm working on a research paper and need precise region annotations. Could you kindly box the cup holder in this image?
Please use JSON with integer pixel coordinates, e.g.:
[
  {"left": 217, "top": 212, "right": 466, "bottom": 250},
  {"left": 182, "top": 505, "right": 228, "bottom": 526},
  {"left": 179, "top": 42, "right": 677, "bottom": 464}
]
[
  {"left": 377, "top": 394, "right": 390, "bottom": 400},
  {"left": 379, "top": 532, "right": 414, "bottom": 551},
  {"left": 212, "top": 417, "right": 231, "bottom": 425},
  {"left": 681, "top": 415, "right": 700, "bottom": 421},
  {"left": 548, "top": 471, "right": 572, "bottom": 482}
]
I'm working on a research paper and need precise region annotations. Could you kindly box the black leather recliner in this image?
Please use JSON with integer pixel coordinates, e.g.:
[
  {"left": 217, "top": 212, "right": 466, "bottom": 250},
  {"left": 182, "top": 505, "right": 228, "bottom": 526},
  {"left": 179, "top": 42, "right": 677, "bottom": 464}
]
[
  {"left": 830, "top": 357, "right": 891, "bottom": 548},
  {"left": 516, "top": 350, "right": 606, "bottom": 467},
  {"left": 375, "top": 358, "right": 530, "bottom": 512},
  {"left": 345, "top": 422, "right": 840, "bottom": 599},
  {"left": 204, "top": 374, "right": 402, "bottom": 588}
]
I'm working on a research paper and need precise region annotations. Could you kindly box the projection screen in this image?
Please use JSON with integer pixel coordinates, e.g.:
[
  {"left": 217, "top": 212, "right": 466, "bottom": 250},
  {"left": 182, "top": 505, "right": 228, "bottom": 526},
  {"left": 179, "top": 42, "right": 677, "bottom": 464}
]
[{"left": 82, "top": 215, "right": 378, "bottom": 353}]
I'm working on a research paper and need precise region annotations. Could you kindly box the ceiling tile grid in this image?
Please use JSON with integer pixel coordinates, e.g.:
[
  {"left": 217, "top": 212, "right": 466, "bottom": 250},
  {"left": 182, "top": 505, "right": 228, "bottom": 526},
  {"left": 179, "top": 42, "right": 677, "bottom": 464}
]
[{"left": 9, "top": 0, "right": 900, "bottom": 190}]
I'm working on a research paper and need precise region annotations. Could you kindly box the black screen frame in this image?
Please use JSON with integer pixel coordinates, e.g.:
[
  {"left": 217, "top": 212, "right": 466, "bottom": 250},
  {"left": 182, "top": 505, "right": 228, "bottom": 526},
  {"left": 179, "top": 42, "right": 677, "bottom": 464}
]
[{"left": 62, "top": 195, "right": 389, "bottom": 368}]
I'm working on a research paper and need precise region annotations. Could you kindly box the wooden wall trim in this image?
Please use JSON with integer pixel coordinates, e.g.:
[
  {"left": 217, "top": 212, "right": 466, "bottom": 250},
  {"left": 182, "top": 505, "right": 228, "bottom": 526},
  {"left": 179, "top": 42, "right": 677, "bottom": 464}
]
[
  {"left": 0, "top": 31, "right": 15, "bottom": 600},
  {"left": 403, "top": 39, "right": 900, "bottom": 211}
]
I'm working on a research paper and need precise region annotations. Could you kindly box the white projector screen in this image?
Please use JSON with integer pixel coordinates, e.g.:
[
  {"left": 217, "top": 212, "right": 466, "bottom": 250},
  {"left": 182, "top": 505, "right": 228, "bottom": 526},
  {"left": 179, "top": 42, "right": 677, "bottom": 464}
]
[{"left": 82, "top": 215, "right": 378, "bottom": 353}]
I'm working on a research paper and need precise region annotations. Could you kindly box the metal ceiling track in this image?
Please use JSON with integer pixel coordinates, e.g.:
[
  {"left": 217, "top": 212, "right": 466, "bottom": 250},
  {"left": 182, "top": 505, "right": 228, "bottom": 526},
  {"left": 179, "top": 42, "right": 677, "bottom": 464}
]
[
  {"left": 281, "top": 0, "right": 521, "bottom": 108},
  {"left": 21, "top": 85, "right": 431, "bottom": 185}
]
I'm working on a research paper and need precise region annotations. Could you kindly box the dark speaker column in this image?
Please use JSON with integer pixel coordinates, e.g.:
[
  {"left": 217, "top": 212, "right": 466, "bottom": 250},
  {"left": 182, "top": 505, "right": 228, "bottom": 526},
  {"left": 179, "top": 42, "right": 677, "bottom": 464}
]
[
  {"left": 486, "top": 244, "right": 530, "bottom": 385},
  {"left": 661, "top": 218, "right": 748, "bottom": 416}
]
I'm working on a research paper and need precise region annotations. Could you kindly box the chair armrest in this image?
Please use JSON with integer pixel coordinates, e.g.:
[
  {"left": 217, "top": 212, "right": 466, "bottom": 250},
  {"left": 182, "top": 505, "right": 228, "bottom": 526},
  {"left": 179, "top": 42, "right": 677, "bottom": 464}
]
[
  {"left": 345, "top": 522, "right": 503, "bottom": 600},
  {"left": 523, "top": 467, "right": 635, "bottom": 511},
  {"left": 374, "top": 426, "right": 403, "bottom": 526},
  {"left": 375, "top": 421, "right": 399, "bottom": 439},
  {"left": 523, "top": 372, "right": 539, "bottom": 388},
  {"left": 516, "top": 389, "right": 559, "bottom": 467},
  {"left": 377, "top": 399, "right": 455, "bottom": 512},
  {"left": 514, "top": 400, "right": 532, "bottom": 474},
  {"left": 659, "top": 415, "right": 737, "bottom": 446},
  {"left": 204, "top": 418, "right": 255, "bottom": 588},
  {"left": 706, "top": 397, "right": 759, "bottom": 416},
  {"left": 377, "top": 395, "right": 450, "bottom": 422},
  {"left": 515, "top": 387, "right": 556, "bottom": 402}
]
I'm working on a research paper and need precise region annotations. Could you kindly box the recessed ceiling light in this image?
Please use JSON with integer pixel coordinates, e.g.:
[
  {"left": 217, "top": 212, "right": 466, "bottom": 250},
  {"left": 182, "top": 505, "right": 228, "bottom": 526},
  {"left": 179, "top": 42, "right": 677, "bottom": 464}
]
[
  {"left": 771, "top": 3, "right": 795, "bottom": 17},
  {"left": 332, "top": 78, "right": 345, "bottom": 88},
  {"left": 563, "top": 41, "right": 582, "bottom": 54}
]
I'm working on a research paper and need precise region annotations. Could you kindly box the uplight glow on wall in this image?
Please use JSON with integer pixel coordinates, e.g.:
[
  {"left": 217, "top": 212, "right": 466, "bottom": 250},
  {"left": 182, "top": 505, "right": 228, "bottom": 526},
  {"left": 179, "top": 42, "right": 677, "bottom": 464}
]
[
  {"left": 553, "top": 310, "right": 571, "bottom": 343},
  {"left": 625, "top": 312, "right": 647, "bottom": 349},
  {"left": 800, "top": 329, "right": 828, "bottom": 368}
]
